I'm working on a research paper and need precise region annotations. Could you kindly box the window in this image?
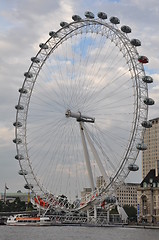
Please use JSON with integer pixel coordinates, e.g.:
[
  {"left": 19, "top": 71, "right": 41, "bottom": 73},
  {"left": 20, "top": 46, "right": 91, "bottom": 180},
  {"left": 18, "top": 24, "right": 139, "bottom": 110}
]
[
  {"left": 157, "top": 160, "right": 159, "bottom": 176},
  {"left": 143, "top": 182, "right": 147, "bottom": 188}
]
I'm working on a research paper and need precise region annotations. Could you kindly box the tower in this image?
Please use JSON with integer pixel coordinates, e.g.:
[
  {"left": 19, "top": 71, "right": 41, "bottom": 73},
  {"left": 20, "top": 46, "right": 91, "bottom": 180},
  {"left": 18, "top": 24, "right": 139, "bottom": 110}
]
[{"left": 142, "top": 117, "right": 159, "bottom": 178}]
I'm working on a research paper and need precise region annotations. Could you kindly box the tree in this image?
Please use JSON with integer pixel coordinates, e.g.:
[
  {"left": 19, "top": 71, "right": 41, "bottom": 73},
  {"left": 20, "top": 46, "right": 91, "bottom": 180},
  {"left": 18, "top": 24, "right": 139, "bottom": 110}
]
[
  {"left": 0, "top": 197, "right": 33, "bottom": 212},
  {"left": 0, "top": 200, "right": 4, "bottom": 211},
  {"left": 110, "top": 205, "right": 118, "bottom": 214},
  {"left": 13, "top": 197, "right": 26, "bottom": 211},
  {"left": 123, "top": 205, "right": 137, "bottom": 222},
  {"left": 27, "top": 201, "right": 34, "bottom": 211}
]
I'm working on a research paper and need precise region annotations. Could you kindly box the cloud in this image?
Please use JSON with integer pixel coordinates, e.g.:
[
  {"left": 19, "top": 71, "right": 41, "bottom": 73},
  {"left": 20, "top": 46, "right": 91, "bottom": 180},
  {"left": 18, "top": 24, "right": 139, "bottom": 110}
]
[
  {"left": 0, "top": 127, "right": 13, "bottom": 147},
  {"left": 0, "top": 0, "right": 159, "bottom": 198}
]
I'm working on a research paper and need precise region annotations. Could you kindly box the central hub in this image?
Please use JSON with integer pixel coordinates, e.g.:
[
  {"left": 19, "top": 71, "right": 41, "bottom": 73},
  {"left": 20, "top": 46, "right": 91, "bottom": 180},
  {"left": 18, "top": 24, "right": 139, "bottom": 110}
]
[{"left": 65, "top": 110, "right": 95, "bottom": 123}]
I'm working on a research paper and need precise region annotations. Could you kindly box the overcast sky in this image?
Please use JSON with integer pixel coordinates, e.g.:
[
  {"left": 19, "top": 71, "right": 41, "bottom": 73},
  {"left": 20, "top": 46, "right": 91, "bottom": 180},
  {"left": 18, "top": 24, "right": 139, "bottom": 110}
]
[{"left": 0, "top": 0, "right": 159, "bottom": 194}]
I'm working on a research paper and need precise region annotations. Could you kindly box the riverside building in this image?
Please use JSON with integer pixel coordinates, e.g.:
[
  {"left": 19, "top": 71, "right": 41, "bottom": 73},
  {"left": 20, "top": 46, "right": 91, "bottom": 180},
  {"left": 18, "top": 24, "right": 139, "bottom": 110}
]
[
  {"left": 137, "top": 117, "right": 159, "bottom": 223},
  {"left": 137, "top": 168, "right": 159, "bottom": 223},
  {"left": 96, "top": 176, "right": 139, "bottom": 208},
  {"left": 116, "top": 183, "right": 139, "bottom": 208},
  {"left": 142, "top": 117, "right": 159, "bottom": 179}
]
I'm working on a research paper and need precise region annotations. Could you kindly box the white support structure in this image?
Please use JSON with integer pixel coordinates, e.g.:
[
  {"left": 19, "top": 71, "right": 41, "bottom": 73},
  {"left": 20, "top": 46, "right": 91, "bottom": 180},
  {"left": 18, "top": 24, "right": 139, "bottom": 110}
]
[
  {"left": 83, "top": 124, "right": 109, "bottom": 184},
  {"left": 94, "top": 204, "right": 97, "bottom": 220},
  {"left": 107, "top": 208, "right": 110, "bottom": 223},
  {"left": 87, "top": 209, "right": 90, "bottom": 222},
  {"left": 117, "top": 205, "right": 128, "bottom": 223},
  {"left": 79, "top": 122, "right": 95, "bottom": 191}
]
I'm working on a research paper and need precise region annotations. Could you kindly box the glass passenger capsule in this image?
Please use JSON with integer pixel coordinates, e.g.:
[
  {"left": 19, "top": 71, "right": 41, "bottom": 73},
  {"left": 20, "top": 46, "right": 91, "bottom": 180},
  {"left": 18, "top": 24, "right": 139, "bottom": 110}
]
[
  {"left": 18, "top": 169, "right": 28, "bottom": 175},
  {"left": 15, "top": 154, "right": 24, "bottom": 160},
  {"left": 19, "top": 88, "right": 28, "bottom": 94},
  {"left": 97, "top": 12, "right": 107, "bottom": 19},
  {"left": 24, "top": 72, "right": 33, "bottom": 78},
  {"left": 110, "top": 16, "right": 120, "bottom": 24},
  {"left": 13, "top": 121, "right": 22, "bottom": 128},
  {"left": 105, "top": 196, "right": 116, "bottom": 203},
  {"left": 141, "top": 120, "right": 152, "bottom": 128},
  {"left": 15, "top": 104, "right": 24, "bottom": 110},
  {"left": 130, "top": 39, "right": 141, "bottom": 46},
  {"left": 49, "top": 31, "right": 58, "bottom": 38},
  {"left": 128, "top": 163, "right": 139, "bottom": 171},
  {"left": 31, "top": 57, "right": 40, "bottom": 63},
  {"left": 138, "top": 56, "right": 149, "bottom": 64},
  {"left": 110, "top": 196, "right": 116, "bottom": 203},
  {"left": 142, "top": 76, "right": 153, "bottom": 83},
  {"left": 121, "top": 25, "right": 131, "bottom": 33},
  {"left": 72, "top": 15, "right": 82, "bottom": 21},
  {"left": 60, "top": 21, "right": 69, "bottom": 28},
  {"left": 144, "top": 97, "right": 155, "bottom": 105},
  {"left": 39, "top": 43, "right": 49, "bottom": 49},
  {"left": 24, "top": 183, "right": 33, "bottom": 190},
  {"left": 136, "top": 143, "right": 147, "bottom": 150},
  {"left": 13, "top": 138, "right": 22, "bottom": 144},
  {"left": 84, "top": 11, "right": 95, "bottom": 19}
]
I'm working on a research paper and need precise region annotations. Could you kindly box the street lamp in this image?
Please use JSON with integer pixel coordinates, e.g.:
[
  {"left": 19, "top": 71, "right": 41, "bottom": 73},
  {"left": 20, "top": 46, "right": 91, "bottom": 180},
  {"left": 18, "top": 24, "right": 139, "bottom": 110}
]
[
  {"left": 3, "top": 183, "right": 9, "bottom": 204},
  {"left": 149, "top": 178, "right": 154, "bottom": 224}
]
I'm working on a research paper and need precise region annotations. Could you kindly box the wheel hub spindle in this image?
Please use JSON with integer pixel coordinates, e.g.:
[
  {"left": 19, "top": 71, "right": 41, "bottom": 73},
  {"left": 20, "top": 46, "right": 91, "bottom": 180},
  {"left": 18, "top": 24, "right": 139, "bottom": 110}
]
[{"left": 65, "top": 110, "right": 95, "bottom": 123}]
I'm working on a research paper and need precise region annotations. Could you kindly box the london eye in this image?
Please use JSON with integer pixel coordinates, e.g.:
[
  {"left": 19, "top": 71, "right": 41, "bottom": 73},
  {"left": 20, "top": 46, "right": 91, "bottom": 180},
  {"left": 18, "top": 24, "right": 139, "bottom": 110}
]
[{"left": 13, "top": 11, "right": 154, "bottom": 210}]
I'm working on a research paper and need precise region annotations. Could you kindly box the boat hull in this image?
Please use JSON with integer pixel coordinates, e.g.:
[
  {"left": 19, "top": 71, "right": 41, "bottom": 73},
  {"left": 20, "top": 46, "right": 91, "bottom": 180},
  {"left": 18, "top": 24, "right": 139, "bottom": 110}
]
[{"left": 6, "top": 214, "right": 52, "bottom": 226}]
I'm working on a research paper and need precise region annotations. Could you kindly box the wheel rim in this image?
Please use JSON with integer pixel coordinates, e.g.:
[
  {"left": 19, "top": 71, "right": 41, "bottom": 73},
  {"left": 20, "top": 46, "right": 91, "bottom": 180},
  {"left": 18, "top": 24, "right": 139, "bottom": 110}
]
[{"left": 14, "top": 15, "right": 148, "bottom": 209}]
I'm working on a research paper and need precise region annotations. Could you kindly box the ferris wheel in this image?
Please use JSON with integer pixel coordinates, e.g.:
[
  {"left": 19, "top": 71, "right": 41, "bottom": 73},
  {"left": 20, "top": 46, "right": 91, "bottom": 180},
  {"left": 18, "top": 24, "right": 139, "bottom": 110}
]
[{"left": 13, "top": 11, "right": 154, "bottom": 210}]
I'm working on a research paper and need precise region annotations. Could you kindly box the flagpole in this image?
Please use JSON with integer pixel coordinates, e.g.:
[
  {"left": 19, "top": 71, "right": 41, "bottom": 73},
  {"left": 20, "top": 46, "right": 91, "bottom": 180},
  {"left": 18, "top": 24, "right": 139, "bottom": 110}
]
[
  {"left": 4, "top": 183, "right": 9, "bottom": 204},
  {"left": 4, "top": 183, "right": 6, "bottom": 204}
]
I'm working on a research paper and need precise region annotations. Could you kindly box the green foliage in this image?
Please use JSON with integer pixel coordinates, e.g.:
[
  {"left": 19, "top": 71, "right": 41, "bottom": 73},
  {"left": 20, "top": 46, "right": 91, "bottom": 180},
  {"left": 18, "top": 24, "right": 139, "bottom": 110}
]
[
  {"left": 123, "top": 205, "right": 137, "bottom": 221},
  {"left": 0, "top": 200, "right": 4, "bottom": 211},
  {"left": 27, "top": 201, "right": 34, "bottom": 211},
  {"left": 110, "top": 205, "right": 118, "bottom": 214},
  {"left": 0, "top": 198, "right": 34, "bottom": 212}
]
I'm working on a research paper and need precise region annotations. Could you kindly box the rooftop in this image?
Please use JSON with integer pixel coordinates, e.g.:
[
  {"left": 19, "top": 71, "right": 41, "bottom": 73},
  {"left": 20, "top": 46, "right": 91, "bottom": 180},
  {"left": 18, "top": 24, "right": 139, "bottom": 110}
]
[
  {"left": 140, "top": 169, "right": 159, "bottom": 187},
  {"left": 149, "top": 117, "right": 159, "bottom": 122}
]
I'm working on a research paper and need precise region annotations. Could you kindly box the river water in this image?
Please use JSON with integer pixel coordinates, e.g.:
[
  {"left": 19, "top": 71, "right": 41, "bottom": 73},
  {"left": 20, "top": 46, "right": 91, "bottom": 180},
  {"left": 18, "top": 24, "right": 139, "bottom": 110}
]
[{"left": 0, "top": 225, "right": 159, "bottom": 240}]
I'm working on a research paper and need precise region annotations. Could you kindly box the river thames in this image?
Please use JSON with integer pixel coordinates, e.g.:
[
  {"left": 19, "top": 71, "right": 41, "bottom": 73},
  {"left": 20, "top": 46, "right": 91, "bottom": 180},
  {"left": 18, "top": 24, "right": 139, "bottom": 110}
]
[{"left": 0, "top": 225, "right": 158, "bottom": 240}]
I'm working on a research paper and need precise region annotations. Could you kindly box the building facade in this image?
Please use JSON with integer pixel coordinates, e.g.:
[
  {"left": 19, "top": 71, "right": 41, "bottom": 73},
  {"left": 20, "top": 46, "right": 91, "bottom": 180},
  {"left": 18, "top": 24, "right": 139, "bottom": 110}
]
[
  {"left": 0, "top": 191, "right": 31, "bottom": 203},
  {"left": 96, "top": 176, "right": 106, "bottom": 189},
  {"left": 142, "top": 117, "right": 159, "bottom": 179},
  {"left": 80, "top": 187, "right": 92, "bottom": 205},
  {"left": 116, "top": 183, "right": 139, "bottom": 208},
  {"left": 137, "top": 169, "right": 159, "bottom": 223},
  {"left": 81, "top": 176, "right": 139, "bottom": 208}
]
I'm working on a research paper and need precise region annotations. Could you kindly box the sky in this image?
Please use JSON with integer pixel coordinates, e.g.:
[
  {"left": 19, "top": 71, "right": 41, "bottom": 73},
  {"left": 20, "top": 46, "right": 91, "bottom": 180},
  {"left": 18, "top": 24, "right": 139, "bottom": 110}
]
[{"left": 0, "top": 0, "right": 159, "bottom": 195}]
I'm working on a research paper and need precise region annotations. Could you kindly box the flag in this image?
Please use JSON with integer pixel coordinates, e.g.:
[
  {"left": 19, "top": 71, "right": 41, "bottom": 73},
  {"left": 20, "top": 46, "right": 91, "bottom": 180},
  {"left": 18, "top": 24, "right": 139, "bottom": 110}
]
[{"left": 5, "top": 184, "right": 9, "bottom": 190}]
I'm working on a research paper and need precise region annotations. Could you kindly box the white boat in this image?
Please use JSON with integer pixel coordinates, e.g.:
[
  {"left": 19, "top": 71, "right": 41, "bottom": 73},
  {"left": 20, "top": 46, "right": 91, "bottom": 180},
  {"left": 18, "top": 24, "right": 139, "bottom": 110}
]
[{"left": 6, "top": 214, "right": 52, "bottom": 226}]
